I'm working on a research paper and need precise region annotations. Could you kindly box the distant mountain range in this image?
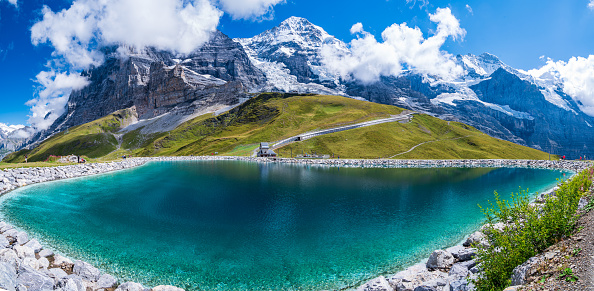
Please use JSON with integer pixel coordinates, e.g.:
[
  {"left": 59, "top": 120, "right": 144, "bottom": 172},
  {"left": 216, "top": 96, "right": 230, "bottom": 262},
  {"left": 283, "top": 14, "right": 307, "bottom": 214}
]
[{"left": 3, "top": 16, "right": 593, "bottom": 159}]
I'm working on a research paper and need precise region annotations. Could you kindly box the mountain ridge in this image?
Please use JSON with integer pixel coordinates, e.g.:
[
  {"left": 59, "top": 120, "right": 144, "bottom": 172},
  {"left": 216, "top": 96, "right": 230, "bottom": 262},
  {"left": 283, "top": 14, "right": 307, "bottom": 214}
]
[{"left": 3, "top": 16, "right": 593, "bottom": 159}]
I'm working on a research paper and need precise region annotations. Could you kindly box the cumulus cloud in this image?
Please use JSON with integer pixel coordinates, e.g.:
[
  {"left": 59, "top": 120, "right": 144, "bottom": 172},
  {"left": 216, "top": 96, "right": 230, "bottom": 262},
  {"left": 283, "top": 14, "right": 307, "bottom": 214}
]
[
  {"left": 528, "top": 55, "right": 594, "bottom": 116},
  {"left": 3, "top": 0, "right": 17, "bottom": 7},
  {"left": 218, "top": 0, "right": 285, "bottom": 20},
  {"left": 589, "top": 0, "right": 594, "bottom": 10},
  {"left": 26, "top": 71, "right": 90, "bottom": 130},
  {"left": 322, "top": 7, "right": 466, "bottom": 84},
  {"left": 31, "top": 0, "right": 222, "bottom": 69},
  {"left": 350, "top": 23, "right": 363, "bottom": 34}
]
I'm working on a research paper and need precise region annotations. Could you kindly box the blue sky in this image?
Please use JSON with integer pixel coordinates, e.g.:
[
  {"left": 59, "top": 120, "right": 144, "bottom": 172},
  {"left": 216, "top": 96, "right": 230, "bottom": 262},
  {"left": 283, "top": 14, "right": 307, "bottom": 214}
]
[{"left": 1, "top": 0, "right": 594, "bottom": 126}]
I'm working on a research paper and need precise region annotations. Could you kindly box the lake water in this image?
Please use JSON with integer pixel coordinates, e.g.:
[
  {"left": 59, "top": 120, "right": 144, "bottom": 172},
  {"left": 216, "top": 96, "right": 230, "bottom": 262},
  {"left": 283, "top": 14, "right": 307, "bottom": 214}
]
[{"left": 0, "top": 161, "right": 568, "bottom": 290}]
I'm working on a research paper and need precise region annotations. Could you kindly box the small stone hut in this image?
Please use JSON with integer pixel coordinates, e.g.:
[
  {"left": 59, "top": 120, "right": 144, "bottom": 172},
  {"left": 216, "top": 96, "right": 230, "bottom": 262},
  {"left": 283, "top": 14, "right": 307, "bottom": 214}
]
[{"left": 257, "top": 142, "right": 277, "bottom": 157}]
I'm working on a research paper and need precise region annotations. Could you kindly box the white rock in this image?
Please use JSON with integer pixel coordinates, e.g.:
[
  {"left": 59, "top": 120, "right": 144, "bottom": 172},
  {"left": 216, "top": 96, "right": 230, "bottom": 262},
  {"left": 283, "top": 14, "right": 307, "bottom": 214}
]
[
  {"left": 13, "top": 246, "right": 34, "bottom": 259},
  {"left": 23, "top": 240, "right": 42, "bottom": 253},
  {"left": 16, "top": 265, "right": 54, "bottom": 291},
  {"left": 448, "top": 264, "right": 469, "bottom": 279},
  {"left": 73, "top": 260, "right": 100, "bottom": 282},
  {"left": 22, "top": 257, "right": 39, "bottom": 270},
  {"left": 426, "top": 250, "right": 454, "bottom": 270},
  {"left": 15, "top": 232, "right": 28, "bottom": 246},
  {"left": 38, "top": 249, "right": 53, "bottom": 258},
  {"left": 48, "top": 268, "right": 68, "bottom": 280},
  {"left": 511, "top": 256, "right": 539, "bottom": 286},
  {"left": 52, "top": 255, "right": 73, "bottom": 266},
  {"left": 0, "top": 249, "right": 18, "bottom": 269},
  {"left": 96, "top": 274, "right": 117, "bottom": 289},
  {"left": 37, "top": 258, "right": 49, "bottom": 270},
  {"left": 115, "top": 282, "right": 146, "bottom": 291},
  {"left": 0, "top": 236, "right": 9, "bottom": 249},
  {"left": 356, "top": 276, "right": 393, "bottom": 291},
  {"left": 463, "top": 232, "right": 487, "bottom": 247},
  {"left": 0, "top": 261, "right": 17, "bottom": 291}
]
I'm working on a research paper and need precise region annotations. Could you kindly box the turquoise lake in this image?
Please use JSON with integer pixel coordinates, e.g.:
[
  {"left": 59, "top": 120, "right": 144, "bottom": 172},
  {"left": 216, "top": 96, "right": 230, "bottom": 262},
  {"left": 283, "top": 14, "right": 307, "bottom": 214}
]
[{"left": 0, "top": 161, "right": 568, "bottom": 290}]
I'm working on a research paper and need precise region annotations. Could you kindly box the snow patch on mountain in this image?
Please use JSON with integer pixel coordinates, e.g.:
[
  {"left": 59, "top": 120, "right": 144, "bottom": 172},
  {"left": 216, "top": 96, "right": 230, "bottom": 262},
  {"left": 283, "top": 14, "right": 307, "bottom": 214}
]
[
  {"left": 236, "top": 16, "right": 348, "bottom": 95},
  {"left": 0, "top": 123, "right": 25, "bottom": 135},
  {"left": 432, "top": 88, "right": 534, "bottom": 120}
]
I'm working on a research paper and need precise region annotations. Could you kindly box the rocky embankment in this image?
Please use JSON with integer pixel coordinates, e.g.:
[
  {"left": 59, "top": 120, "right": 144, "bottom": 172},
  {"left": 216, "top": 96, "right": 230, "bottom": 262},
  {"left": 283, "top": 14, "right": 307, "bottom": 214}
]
[{"left": 0, "top": 157, "right": 590, "bottom": 291}]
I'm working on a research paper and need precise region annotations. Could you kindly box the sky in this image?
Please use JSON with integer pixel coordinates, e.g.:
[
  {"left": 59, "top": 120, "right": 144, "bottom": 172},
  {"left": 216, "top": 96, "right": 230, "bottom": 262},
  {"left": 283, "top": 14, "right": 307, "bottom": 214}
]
[{"left": 1, "top": 0, "right": 594, "bottom": 127}]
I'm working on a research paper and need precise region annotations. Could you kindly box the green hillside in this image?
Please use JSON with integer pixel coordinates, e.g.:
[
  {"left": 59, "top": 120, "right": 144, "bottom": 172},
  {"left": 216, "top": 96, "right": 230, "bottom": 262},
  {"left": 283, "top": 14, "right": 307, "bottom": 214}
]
[
  {"left": 3, "top": 93, "right": 555, "bottom": 162},
  {"left": 3, "top": 108, "right": 136, "bottom": 163}
]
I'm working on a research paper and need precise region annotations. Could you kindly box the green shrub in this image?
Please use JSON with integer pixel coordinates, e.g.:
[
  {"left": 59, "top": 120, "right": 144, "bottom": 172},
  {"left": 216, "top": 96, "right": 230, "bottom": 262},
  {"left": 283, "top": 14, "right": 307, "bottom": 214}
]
[{"left": 473, "top": 168, "right": 593, "bottom": 291}]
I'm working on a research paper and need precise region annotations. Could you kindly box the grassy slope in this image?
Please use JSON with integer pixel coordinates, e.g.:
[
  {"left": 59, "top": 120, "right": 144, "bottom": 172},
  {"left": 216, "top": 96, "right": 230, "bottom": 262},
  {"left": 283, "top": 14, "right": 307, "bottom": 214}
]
[
  {"left": 130, "top": 93, "right": 551, "bottom": 160},
  {"left": 3, "top": 108, "right": 135, "bottom": 163},
  {"left": 2, "top": 93, "right": 554, "bottom": 161},
  {"left": 281, "top": 114, "right": 552, "bottom": 159},
  {"left": 132, "top": 93, "right": 405, "bottom": 157}
]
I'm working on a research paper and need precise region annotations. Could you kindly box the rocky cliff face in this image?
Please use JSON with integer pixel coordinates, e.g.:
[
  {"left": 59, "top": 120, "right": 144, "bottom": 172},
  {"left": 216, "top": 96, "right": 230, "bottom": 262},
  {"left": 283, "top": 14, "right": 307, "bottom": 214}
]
[{"left": 28, "top": 31, "right": 264, "bottom": 147}]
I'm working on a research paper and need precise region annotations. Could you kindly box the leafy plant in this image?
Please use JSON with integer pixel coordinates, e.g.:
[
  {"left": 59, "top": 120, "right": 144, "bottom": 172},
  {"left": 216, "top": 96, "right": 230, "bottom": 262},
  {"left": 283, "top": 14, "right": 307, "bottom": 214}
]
[
  {"left": 558, "top": 267, "right": 578, "bottom": 282},
  {"left": 472, "top": 168, "right": 593, "bottom": 291}
]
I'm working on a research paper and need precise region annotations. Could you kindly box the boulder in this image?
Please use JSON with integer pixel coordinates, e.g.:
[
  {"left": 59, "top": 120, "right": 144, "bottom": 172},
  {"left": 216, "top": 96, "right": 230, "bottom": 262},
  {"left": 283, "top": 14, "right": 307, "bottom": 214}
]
[
  {"left": 452, "top": 249, "right": 476, "bottom": 262},
  {"left": 414, "top": 286, "right": 437, "bottom": 291},
  {"left": 449, "top": 279, "right": 474, "bottom": 291},
  {"left": 426, "top": 250, "right": 454, "bottom": 270},
  {"left": 463, "top": 232, "right": 487, "bottom": 247},
  {"left": 37, "top": 257, "right": 50, "bottom": 270},
  {"left": 53, "top": 255, "right": 73, "bottom": 266},
  {"left": 357, "top": 276, "right": 393, "bottom": 291},
  {"left": 0, "top": 249, "right": 19, "bottom": 269},
  {"left": 115, "top": 282, "right": 146, "bottom": 291},
  {"left": 458, "top": 260, "right": 477, "bottom": 270},
  {"left": 510, "top": 256, "right": 539, "bottom": 286},
  {"left": 151, "top": 286, "right": 185, "bottom": 291},
  {"left": 96, "top": 274, "right": 117, "bottom": 289},
  {"left": 24, "top": 239, "right": 43, "bottom": 253},
  {"left": 16, "top": 284, "right": 26, "bottom": 291},
  {"left": 448, "top": 264, "right": 469, "bottom": 279},
  {"left": 0, "top": 236, "right": 9, "bottom": 248},
  {"left": 578, "top": 197, "right": 588, "bottom": 210},
  {"left": 48, "top": 268, "right": 68, "bottom": 280},
  {"left": 13, "top": 246, "right": 34, "bottom": 259},
  {"left": 16, "top": 266, "right": 54, "bottom": 291},
  {"left": 0, "top": 261, "right": 17, "bottom": 291},
  {"left": 502, "top": 286, "right": 522, "bottom": 291},
  {"left": 73, "top": 260, "right": 100, "bottom": 282},
  {"left": 57, "top": 275, "right": 85, "bottom": 291},
  {"left": 38, "top": 249, "right": 54, "bottom": 258},
  {"left": 15, "top": 232, "right": 28, "bottom": 246},
  {"left": 22, "top": 257, "right": 39, "bottom": 270}
]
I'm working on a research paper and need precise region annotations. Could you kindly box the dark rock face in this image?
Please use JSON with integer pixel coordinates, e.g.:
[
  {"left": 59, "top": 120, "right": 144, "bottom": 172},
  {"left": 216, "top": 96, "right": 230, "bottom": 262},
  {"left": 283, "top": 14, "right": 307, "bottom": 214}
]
[{"left": 28, "top": 30, "right": 264, "bottom": 147}]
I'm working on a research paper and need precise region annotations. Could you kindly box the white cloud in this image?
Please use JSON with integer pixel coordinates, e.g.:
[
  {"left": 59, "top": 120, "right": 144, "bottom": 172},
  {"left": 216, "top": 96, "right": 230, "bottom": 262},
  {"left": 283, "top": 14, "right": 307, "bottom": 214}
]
[
  {"left": 465, "top": 4, "right": 473, "bottom": 14},
  {"left": 350, "top": 23, "right": 363, "bottom": 34},
  {"left": 527, "top": 55, "right": 594, "bottom": 116},
  {"left": 589, "top": 0, "right": 594, "bottom": 10},
  {"left": 26, "top": 71, "right": 90, "bottom": 131},
  {"left": 322, "top": 7, "right": 466, "bottom": 84},
  {"left": 405, "top": 0, "right": 429, "bottom": 9},
  {"left": 3, "top": 0, "right": 17, "bottom": 7},
  {"left": 31, "top": 0, "right": 222, "bottom": 69},
  {"left": 217, "top": 0, "right": 285, "bottom": 20}
]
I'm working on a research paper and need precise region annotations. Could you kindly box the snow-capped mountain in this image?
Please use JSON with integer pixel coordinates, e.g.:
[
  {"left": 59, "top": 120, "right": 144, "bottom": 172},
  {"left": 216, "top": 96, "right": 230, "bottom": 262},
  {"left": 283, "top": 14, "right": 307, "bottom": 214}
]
[
  {"left": 0, "top": 123, "right": 33, "bottom": 158},
  {"left": 11, "top": 16, "right": 594, "bottom": 159},
  {"left": 237, "top": 17, "right": 594, "bottom": 158},
  {"left": 236, "top": 16, "right": 349, "bottom": 95}
]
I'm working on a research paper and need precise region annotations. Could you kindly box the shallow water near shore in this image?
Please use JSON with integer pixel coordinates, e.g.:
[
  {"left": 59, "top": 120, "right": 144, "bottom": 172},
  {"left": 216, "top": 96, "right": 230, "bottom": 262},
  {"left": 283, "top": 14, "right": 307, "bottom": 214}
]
[{"left": 0, "top": 161, "right": 568, "bottom": 290}]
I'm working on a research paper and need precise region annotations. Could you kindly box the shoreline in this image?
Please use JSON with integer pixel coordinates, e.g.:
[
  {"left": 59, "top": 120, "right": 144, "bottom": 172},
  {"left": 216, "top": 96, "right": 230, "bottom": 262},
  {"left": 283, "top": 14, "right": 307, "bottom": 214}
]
[{"left": 0, "top": 157, "right": 590, "bottom": 291}]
